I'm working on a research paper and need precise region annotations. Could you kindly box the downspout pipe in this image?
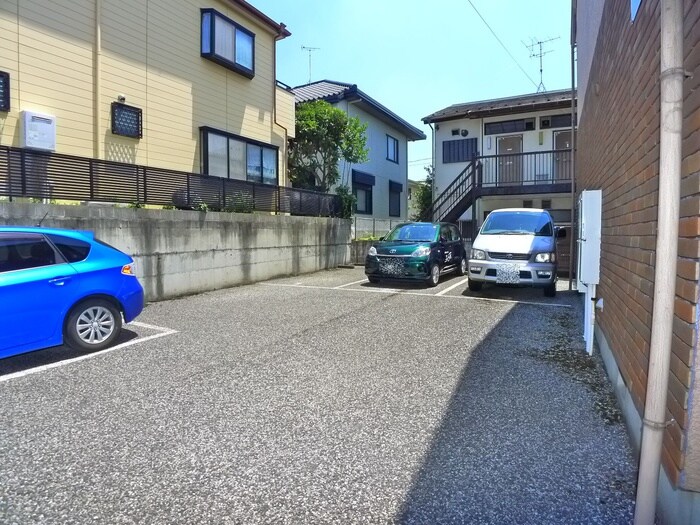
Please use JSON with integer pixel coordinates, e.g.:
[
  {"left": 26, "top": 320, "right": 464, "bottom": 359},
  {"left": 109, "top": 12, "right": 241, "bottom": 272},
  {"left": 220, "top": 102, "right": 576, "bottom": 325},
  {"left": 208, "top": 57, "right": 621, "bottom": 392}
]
[
  {"left": 428, "top": 122, "right": 436, "bottom": 221},
  {"left": 633, "top": 0, "right": 684, "bottom": 523},
  {"left": 93, "top": 0, "right": 102, "bottom": 160},
  {"left": 569, "top": 0, "right": 577, "bottom": 291}
]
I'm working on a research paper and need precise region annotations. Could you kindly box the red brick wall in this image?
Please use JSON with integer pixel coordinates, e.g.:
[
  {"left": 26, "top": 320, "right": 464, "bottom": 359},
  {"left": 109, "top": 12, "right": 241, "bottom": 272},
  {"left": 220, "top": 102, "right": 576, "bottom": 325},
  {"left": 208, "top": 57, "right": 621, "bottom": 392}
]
[{"left": 577, "top": 0, "right": 700, "bottom": 489}]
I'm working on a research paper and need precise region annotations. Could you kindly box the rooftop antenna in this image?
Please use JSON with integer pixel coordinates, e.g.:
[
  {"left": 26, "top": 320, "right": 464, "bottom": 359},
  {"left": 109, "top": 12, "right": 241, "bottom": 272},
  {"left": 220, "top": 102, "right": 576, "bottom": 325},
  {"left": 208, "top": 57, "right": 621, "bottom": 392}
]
[
  {"left": 301, "top": 45, "right": 320, "bottom": 84},
  {"left": 524, "top": 37, "right": 559, "bottom": 93},
  {"left": 35, "top": 210, "right": 49, "bottom": 227}
]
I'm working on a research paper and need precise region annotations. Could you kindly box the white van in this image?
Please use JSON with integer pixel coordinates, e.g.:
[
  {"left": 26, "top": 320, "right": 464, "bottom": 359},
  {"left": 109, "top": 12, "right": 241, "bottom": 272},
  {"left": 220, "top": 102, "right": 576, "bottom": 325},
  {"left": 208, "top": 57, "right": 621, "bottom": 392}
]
[{"left": 467, "top": 208, "right": 565, "bottom": 297}]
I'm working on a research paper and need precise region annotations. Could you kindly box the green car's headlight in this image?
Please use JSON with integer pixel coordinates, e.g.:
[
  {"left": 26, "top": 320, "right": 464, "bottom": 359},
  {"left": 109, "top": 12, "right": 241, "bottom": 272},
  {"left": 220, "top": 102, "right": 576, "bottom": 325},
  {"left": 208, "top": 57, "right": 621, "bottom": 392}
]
[
  {"left": 368, "top": 246, "right": 377, "bottom": 256},
  {"left": 411, "top": 245, "right": 431, "bottom": 257},
  {"left": 471, "top": 249, "right": 486, "bottom": 260}
]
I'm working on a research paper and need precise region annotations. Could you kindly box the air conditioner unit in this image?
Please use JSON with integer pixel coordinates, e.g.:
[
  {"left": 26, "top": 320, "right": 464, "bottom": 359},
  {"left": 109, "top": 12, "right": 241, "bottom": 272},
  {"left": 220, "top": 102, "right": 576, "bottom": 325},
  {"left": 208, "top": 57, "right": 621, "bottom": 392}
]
[{"left": 20, "top": 111, "right": 56, "bottom": 151}]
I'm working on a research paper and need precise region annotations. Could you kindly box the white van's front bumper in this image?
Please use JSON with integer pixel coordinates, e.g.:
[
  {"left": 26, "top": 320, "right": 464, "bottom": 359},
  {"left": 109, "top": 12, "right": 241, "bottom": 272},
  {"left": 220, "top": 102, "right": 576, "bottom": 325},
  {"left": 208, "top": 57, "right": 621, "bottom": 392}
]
[{"left": 468, "top": 259, "right": 556, "bottom": 286}]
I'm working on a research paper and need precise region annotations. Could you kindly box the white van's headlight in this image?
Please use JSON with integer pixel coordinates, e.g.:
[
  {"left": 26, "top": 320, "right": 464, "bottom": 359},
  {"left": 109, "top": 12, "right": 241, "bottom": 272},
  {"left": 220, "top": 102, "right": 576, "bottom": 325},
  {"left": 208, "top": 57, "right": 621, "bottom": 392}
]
[
  {"left": 368, "top": 246, "right": 377, "bottom": 256},
  {"left": 471, "top": 249, "right": 486, "bottom": 260},
  {"left": 535, "top": 252, "right": 556, "bottom": 263},
  {"left": 411, "top": 245, "right": 431, "bottom": 257}
]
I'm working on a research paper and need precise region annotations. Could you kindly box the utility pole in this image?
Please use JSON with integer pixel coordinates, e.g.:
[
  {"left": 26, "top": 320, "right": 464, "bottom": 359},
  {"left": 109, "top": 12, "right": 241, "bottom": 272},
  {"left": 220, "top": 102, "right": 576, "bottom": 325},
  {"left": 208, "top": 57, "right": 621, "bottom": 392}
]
[
  {"left": 525, "top": 37, "right": 559, "bottom": 93},
  {"left": 301, "top": 45, "right": 320, "bottom": 84}
]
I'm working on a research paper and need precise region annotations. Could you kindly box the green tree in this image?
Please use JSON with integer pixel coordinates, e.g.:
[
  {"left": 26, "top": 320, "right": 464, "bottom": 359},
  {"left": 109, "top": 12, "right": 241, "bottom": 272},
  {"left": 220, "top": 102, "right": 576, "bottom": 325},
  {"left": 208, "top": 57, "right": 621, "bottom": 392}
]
[
  {"left": 411, "top": 165, "right": 434, "bottom": 221},
  {"left": 288, "top": 100, "right": 368, "bottom": 191}
]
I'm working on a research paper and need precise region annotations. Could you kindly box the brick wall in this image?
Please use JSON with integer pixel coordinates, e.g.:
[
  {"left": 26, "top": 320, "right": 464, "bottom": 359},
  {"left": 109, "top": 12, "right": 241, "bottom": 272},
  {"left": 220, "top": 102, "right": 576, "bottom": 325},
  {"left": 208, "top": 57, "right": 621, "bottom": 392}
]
[{"left": 577, "top": 0, "right": 700, "bottom": 489}]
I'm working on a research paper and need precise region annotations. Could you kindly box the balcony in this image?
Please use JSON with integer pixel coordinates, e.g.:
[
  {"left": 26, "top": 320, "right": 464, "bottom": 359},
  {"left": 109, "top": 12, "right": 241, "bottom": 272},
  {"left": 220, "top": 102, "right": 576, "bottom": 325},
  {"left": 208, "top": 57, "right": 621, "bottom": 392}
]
[
  {"left": 476, "top": 149, "right": 573, "bottom": 196},
  {"left": 429, "top": 150, "right": 574, "bottom": 225}
]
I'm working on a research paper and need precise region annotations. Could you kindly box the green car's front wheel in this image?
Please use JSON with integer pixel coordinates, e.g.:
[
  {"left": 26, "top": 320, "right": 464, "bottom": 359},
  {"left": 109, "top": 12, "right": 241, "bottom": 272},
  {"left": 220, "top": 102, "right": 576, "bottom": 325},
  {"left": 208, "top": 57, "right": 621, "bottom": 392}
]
[{"left": 427, "top": 264, "right": 440, "bottom": 287}]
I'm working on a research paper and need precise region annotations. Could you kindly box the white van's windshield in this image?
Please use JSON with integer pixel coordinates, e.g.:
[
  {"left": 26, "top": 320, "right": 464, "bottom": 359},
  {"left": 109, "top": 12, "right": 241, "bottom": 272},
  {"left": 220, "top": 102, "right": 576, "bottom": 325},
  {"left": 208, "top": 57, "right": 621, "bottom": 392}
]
[{"left": 481, "top": 211, "right": 553, "bottom": 236}]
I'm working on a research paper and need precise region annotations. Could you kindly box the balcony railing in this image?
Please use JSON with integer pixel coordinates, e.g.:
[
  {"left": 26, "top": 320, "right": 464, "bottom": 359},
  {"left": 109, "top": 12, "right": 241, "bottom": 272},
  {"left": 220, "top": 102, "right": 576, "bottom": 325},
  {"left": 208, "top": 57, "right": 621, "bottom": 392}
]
[
  {"left": 0, "top": 146, "right": 341, "bottom": 217},
  {"left": 477, "top": 149, "right": 572, "bottom": 187}
]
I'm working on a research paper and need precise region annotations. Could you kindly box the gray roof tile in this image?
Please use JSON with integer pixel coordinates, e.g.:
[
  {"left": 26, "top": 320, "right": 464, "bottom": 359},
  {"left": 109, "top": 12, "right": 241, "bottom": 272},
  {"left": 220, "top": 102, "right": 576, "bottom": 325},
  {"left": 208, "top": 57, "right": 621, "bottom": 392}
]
[
  {"left": 423, "top": 89, "right": 576, "bottom": 123},
  {"left": 292, "top": 80, "right": 426, "bottom": 141}
]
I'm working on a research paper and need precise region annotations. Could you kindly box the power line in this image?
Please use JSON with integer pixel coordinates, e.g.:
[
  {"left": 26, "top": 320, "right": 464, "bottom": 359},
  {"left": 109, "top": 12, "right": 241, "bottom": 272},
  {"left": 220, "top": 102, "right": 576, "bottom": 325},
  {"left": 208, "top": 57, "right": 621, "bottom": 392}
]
[
  {"left": 466, "top": 0, "right": 539, "bottom": 90},
  {"left": 407, "top": 157, "right": 433, "bottom": 164}
]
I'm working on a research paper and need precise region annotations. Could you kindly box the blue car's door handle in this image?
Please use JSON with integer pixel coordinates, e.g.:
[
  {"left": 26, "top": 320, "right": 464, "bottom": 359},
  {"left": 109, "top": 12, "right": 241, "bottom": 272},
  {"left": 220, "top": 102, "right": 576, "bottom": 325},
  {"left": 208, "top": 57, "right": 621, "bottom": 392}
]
[{"left": 48, "top": 277, "right": 71, "bottom": 287}]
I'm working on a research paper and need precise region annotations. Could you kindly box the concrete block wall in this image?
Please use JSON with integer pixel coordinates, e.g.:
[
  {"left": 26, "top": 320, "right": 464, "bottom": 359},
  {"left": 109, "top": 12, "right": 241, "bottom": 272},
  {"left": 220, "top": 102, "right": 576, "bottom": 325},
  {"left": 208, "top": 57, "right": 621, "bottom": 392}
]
[
  {"left": 0, "top": 203, "right": 351, "bottom": 301},
  {"left": 577, "top": 0, "right": 700, "bottom": 500}
]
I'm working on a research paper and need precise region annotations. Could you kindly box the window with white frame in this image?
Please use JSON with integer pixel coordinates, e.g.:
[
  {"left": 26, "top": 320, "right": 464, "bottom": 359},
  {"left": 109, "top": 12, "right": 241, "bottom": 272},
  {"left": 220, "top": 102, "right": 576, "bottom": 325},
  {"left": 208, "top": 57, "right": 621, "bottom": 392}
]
[
  {"left": 201, "top": 127, "right": 277, "bottom": 184},
  {"left": 387, "top": 135, "right": 398, "bottom": 163},
  {"left": 201, "top": 9, "right": 255, "bottom": 78}
]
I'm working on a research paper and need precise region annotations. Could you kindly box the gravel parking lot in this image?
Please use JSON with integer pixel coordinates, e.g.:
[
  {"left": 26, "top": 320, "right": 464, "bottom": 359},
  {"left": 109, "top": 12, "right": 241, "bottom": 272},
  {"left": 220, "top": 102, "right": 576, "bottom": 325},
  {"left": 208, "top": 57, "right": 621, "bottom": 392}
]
[{"left": 0, "top": 268, "right": 637, "bottom": 524}]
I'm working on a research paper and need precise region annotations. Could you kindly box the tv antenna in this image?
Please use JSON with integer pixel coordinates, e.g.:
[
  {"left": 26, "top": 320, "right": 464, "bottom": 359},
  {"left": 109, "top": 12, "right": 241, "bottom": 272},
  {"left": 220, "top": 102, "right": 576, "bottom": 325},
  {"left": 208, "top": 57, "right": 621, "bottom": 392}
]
[
  {"left": 524, "top": 37, "right": 559, "bottom": 93},
  {"left": 301, "top": 46, "right": 321, "bottom": 84}
]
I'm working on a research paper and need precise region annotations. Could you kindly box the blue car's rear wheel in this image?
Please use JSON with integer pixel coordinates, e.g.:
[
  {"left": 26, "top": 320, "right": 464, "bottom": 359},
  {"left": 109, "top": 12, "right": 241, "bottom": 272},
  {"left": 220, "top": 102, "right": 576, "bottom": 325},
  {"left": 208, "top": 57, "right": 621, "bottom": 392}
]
[{"left": 64, "top": 299, "right": 122, "bottom": 351}]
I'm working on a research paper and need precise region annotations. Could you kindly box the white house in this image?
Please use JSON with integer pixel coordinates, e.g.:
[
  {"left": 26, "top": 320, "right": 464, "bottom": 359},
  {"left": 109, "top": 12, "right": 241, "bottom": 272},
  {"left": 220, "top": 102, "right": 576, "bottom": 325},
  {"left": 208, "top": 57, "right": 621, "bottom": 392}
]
[
  {"left": 293, "top": 80, "right": 426, "bottom": 223},
  {"left": 423, "top": 89, "right": 576, "bottom": 236}
]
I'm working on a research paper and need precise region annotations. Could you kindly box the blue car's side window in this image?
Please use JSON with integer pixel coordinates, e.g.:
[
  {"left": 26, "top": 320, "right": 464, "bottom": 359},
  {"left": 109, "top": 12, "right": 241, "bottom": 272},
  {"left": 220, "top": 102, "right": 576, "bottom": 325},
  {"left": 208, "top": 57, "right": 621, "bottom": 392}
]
[
  {"left": 0, "top": 234, "right": 59, "bottom": 273},
  {"left": 47, "top": 234, "right": 91, "bottom": 263}
]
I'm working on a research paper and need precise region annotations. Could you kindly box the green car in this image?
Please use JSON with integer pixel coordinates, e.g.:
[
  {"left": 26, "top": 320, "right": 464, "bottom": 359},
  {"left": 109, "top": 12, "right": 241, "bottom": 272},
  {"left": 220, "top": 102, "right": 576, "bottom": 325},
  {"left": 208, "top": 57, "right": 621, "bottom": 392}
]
[{"left": 365, "top": 222, "right": 468, "bottom": 287}]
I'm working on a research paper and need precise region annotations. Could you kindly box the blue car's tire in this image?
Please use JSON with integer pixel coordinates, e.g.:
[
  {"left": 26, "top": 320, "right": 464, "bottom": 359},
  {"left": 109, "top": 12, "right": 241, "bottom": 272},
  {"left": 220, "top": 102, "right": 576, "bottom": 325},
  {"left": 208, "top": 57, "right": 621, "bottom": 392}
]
[{"left": 64, "top": 298, "right": 122, "bottom": 352}]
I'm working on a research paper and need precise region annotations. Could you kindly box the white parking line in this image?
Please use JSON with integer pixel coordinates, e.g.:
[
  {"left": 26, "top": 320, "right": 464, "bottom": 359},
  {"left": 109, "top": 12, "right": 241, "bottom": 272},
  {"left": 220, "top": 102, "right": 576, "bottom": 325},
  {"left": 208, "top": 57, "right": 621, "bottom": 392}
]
[
  {"left": 260, "top": 282, "right": 571, "bottom": 308},
  {"left": 0, "top": 322, "right": 177, "bottom": 383},
  {"left": 333, "top": 278, "right": 369, "bottom": 289},
  {"left": 435, "top": 277, "right": 470, "bottom": 296}
]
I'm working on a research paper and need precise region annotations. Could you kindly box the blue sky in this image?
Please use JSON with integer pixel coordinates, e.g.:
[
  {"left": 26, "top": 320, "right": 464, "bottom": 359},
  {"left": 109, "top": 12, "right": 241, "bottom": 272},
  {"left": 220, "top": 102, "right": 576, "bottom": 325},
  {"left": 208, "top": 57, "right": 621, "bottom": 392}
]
[{"left": 253, "top": 0, "right": 573, "bottom": 182}]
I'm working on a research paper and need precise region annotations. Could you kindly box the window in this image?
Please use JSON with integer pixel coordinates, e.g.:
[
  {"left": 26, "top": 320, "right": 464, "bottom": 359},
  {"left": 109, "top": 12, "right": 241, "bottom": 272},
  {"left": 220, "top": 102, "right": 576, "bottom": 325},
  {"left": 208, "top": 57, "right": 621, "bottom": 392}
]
[
  {"left": 389, "top": 180, "right": 402, "bottom": 217},
  {"left": 201, "top": 127, "right": 278, "bottom": 184},
  {"left": 540, "top": 114, "right": 573, "bottom": 129},
  {"left": 484, "top": 118, "right": 535, "bottom": 135},
  {"left": 352, "top": 170, "right": 374, "bottom": 215},
  {"left": 443, "top": 138, "right": 478, "bottom": 163},
  {"left": 0, "top": 71, "right": 9, "bottom": 112},
  {"left": 47, "top": 235, "right": 90, "bottom": 263},
  {"left": 541, "top": 199, "right": 552, "bottom": 209},
  {"left": 111, "top": 102, "right": 142, "bottom": 139},
  {"left": 0, "top": 234, "right": 58, "bottom": 272},
  {"left": 523, "top": 200, "right": 533, "bottom": 208},
  {"left": 201, "top": 9, "right": 255, "bottom": 78},
  {"left": 449, "top": 225, "right": 461, "bottom": 241},
  {"left": 387, "top": 135, "right": 398, "bottom": 163}
]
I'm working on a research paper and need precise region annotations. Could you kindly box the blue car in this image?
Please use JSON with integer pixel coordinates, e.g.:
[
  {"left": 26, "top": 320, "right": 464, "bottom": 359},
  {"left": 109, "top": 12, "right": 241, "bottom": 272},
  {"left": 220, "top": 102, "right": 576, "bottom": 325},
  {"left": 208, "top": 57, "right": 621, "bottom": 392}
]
[{"left": 0, "top": 227, "right": 144, "bottom": 359}]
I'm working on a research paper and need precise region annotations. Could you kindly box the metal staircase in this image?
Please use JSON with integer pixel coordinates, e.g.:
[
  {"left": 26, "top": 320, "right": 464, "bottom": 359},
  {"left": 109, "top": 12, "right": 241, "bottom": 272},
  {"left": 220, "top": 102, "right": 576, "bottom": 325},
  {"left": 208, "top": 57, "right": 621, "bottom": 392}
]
[{"left": 427, "top": 160, "right": 479, "bottom": 225}]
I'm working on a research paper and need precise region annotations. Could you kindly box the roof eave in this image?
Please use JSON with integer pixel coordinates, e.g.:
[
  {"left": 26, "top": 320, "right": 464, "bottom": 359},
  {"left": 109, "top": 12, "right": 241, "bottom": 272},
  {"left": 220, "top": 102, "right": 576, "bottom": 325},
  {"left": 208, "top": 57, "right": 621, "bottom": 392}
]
[
  {"left": 424, "top": 99, "right": 574, "bottom": 124},
  {"left": 227, "top": 0, "right": 291, "bottom": 39}
]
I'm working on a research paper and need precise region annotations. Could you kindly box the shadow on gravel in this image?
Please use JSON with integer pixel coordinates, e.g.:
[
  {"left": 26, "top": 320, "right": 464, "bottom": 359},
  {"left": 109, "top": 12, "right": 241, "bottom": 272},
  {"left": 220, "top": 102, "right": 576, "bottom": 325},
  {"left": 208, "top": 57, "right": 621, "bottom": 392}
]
[
  {"left": 396, "top": 301, "right": 636, "bottom": 525},
  {"left": 0, "top": 328, "right": 139, "bottom": 376}
]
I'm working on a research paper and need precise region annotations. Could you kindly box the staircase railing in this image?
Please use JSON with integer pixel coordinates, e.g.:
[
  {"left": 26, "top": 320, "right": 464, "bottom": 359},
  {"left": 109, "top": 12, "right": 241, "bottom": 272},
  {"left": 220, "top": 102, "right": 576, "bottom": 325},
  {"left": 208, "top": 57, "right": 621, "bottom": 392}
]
[{"left": 426, "top": 160, "right": 478, "bottom": 222}]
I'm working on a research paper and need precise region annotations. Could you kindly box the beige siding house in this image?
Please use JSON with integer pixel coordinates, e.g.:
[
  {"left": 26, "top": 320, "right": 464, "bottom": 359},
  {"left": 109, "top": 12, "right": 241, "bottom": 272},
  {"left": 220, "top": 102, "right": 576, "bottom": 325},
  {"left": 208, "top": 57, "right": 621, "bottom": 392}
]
[{"left": 0, "top": 0, "right": 292, "bottom": 188}]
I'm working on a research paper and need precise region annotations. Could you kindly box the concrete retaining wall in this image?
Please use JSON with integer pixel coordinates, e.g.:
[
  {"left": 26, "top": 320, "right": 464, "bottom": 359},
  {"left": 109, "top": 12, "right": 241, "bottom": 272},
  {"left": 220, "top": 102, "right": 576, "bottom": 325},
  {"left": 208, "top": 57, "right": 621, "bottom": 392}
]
[{"left": 0, "top": 203, "right": 351, "bottom": 301}]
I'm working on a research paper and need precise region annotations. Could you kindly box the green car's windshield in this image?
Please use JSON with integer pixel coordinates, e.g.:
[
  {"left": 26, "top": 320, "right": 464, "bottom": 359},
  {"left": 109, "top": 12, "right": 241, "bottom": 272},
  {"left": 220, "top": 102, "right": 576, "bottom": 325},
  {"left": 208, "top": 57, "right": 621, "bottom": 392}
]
[
  {"left": 384, "top": 223, "right": 439, "bottom": 242},
  {"left": 481, "top": 212, "right": 553, "bottom": 236}
]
